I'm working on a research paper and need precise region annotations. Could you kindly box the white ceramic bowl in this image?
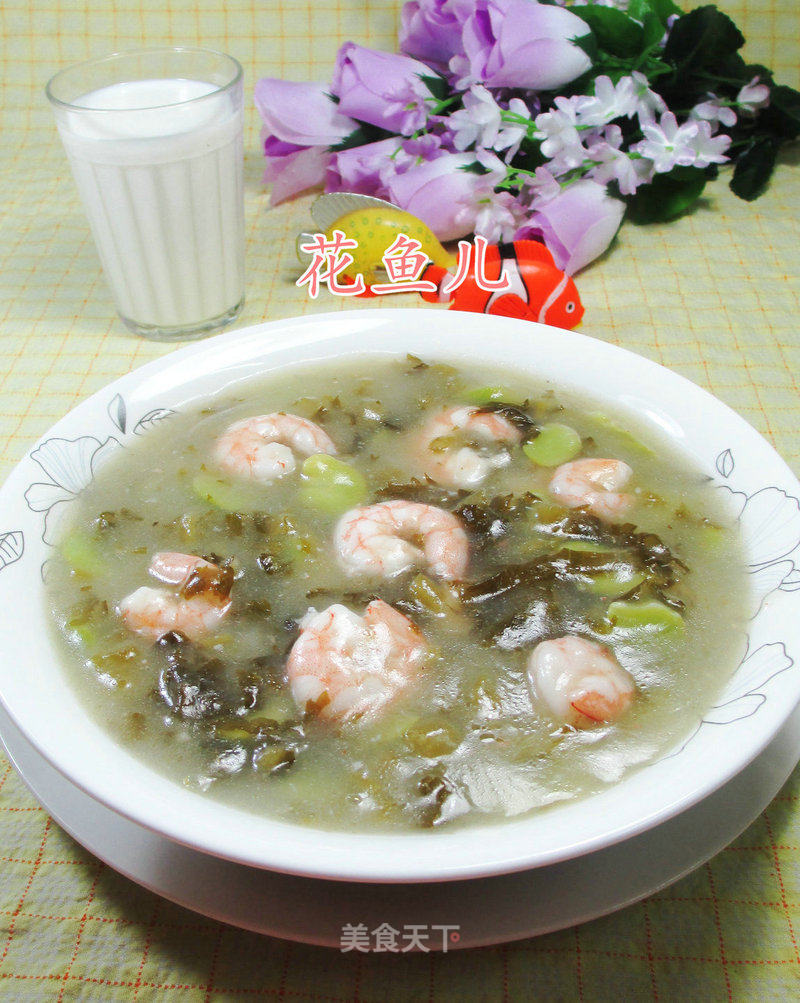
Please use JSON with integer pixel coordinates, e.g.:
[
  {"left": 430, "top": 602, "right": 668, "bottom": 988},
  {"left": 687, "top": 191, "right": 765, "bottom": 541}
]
[{"left": 1, "top": 309, "right": 799, "bottom": 883}]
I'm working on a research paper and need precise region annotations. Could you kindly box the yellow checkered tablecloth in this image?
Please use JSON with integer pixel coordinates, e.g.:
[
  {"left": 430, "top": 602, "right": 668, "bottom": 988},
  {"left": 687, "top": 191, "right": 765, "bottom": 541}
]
[{"left": 0, "top": 0, "right": 798, "bottom": 998}]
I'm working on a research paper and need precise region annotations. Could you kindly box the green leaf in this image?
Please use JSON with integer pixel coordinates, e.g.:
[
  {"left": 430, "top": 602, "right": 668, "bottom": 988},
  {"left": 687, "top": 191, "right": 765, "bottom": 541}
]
[
  {"left": 419, "top": 73, "right": 449, "bottom": 102},
  {"left": 651, "top": 0, "right": 682, "bottom": 23},
  {"left": 625, "top": 0, "right": 651, "bottom": 22},
  {"left": 663, "top": 6, "right": 744, "bottom": 75},
  {"left": 571, "top": 30, "right": 599, "bottom": 64},
  {"left": 641, "top": 10, "right": 666, "bottom": 50},
  {"left": 767, "top": 84, "right": 800, "bottom": 140},
  {"left": 730, "top": 137, "right": 779, "bottom": 201},
  {"left": 329, "top": 123, "right": 392, "bottom": 153},
  {"left": 626, "top": 166, "right": 707, "bottom": 223},
  {"left": 571, "top": 6, "right": 644, "bottom": 59}
]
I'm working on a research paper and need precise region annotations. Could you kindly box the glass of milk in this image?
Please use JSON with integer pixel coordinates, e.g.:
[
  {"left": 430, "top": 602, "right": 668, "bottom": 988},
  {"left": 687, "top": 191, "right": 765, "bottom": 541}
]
[{"left": 46, "top": 48, "right": 245, "bottom": 341}]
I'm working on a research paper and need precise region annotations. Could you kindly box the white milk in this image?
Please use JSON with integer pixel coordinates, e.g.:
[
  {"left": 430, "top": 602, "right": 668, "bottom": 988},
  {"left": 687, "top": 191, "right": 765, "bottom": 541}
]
[{"left": 55, "top": 78, "right": 244, "bottom": 334}]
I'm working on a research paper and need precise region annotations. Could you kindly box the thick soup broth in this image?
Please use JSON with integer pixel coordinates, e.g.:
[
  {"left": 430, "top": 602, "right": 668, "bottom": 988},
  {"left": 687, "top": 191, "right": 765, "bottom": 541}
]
[{"left": 48, "top": 356, "right": 750, "bottom": 830}]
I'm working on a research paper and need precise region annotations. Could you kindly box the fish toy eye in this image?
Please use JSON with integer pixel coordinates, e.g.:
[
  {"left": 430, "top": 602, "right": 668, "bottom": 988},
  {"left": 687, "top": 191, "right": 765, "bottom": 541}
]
[{"left": 566, "top": 302, "right": 576, "bottom": 313}]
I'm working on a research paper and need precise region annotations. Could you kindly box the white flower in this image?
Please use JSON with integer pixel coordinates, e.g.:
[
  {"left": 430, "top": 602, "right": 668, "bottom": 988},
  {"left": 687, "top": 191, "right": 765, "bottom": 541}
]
[
  {"left": 448, "top": 86, "right": 503, "bottom": 152},
  {"left": 470, "top": 190, "right": 528, "bottom": 243},
  {"left": 690, "top": 96, "right": 737, "bottom": 129},
  {"left": 737, "top": 76, "right": 770, "bottom": 114},
  {"left": 630, "top": 70, "right": 667, "bottom": 124},
  {"left": 497, "top": 98, "right": 533, "bottom": 162},
  {"left": 448, "top": 54, "right": 479, "bottom": 91},
  {"left": 520, "top": 165, "right": 562, "bottom": 205},
  {"left": 450, "top": 152, "right": 525, "bottom": 243},
  {"left": 587, "top": 127, "right": 653, "bottom": 195},
  {"left": 688, "top": 120, "right": 731, "bottom": 167},
  {"left": 575, "top": 75, "right": 640, "bottom": 127},
  {"left": 633, "top": 111, "right": 701, "bottom": 173},
  {"left": 534, "top": 97, "right": 586, "bottom": 172},
  {"left": 447, "top": 87, "right": 532, "bottom": 163}
]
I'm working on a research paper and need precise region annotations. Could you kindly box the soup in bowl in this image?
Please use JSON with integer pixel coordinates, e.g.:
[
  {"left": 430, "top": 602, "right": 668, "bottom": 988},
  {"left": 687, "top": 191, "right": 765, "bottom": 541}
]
[{"left": 0, "top": 309, "right": 798, "bottom": 882}]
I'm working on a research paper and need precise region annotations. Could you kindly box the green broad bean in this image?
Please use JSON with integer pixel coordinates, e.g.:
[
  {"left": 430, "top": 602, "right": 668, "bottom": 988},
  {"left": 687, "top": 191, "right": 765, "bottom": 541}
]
[
  {"left": 523, "top": 423, "right": 582, "bottom": 467},
  {"left": 61, "top": 532, "right": 104, "bottom": 577},
  {"left": 525, "top": 499, "right": 568, "bottom": 526},
  {"left": 300, "top": 454, "right": 367, "bottom": 514},
  {"left": 607, "top": 599, "right": 685, "bottom": 632},
  {"left": 360, "top": 709, "right": 420, "bottom": 746},
  {"left": 699, "top": 523, "right": 727, "bottom": 551},
  {"left": 586, "top": 412, "right": 655, "bottom": 458},
  {"left": 582, "top": 568, "right": 646, "bottom": 599},
  {"left": 192, "top": 471, "right": 253, "bottom": 513},
  {"left": 257, "top": 694, "right": 299, "bottom": 725},
  {"left": 553, "top": 540, "right": 645, "bottom": 596},
  {"left": 68, "top": 621, "right": 99, "bottom": 649},
  {"left": 405, "top": 718, "right": 460, "bottom": 758},
  {"left": 559, "top": 539, "right": 616, "bottom": 554},
  {"left": 254, "top": 745, "right": 295, "bottom": 774},
  {"left": 463, "top": 386, "right": 517, "bottom": 405},
  {"left": 408, "top": 574, "right": 459, "bottom": 617},
  {"left": 214, "top": 723, "right": 252, "bottom": 742},
  {"left": 272, "top": 516, "right": 318, "bottom": 567}
]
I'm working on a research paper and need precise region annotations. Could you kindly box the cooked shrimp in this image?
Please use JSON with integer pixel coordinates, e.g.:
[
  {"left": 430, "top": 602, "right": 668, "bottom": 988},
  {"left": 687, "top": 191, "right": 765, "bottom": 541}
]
[
  {"left": 527, "top": 635, "right": 635, "bottom": 729},
  {"left": 335, "top": 500, "right": 469, "bottom": 580},
  {"left": 118, "top": 552, "right": 233, "bottom": 641},
  {"left": 214, "top": 412, "right": 336, "bottom": 484},
  {"left": 286, "top": 600, "right": 427, "bottom": 722},
  {"left": 417, "top": 406, "right": 522, "bottom": 488},
  {"left": 548, "top": 458, "right": 634, "bottom": 522}
]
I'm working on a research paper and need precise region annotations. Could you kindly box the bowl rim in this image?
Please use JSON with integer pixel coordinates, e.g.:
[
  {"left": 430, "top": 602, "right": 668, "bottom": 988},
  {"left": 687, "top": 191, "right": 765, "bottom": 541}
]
[{"left": 1, "top": 308, "right": 799, "bottom": 883}]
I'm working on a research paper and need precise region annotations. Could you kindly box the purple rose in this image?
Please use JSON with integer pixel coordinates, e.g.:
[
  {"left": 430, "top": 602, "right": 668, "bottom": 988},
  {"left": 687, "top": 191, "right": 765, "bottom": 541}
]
[
  {"left": 518, "top": 180, "right": 625, "bottom": 273},
  {"left": 387, "top": 150, "right": 507, "bottom": 241},
  {"left": 461, "top": 0, "right": 592, "bottom": 92},
  {"left": 255, "top": 79, "right": 358, "bottom": 204},
  {"left": 327, "top": 138, "right": 407, "bottom": 197},
  {"left": 326, "top": 134, "right": 445, "bottom": 197},
  {"left": 262, "top": 135, "right": 332, "bottom": 204},
  {"left": 400, "top": 0, "right": 474, "bottom": 71},
  {"left": 254, "top": 79, "right": 356, "bottom": 147},
  {"left": 331, "top": 42, "right": 437, "bottom": 135}
]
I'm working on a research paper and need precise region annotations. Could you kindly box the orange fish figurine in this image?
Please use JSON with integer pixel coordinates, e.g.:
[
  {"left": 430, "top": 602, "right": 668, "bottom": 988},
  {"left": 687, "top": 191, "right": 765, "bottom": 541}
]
[{"left": 420, "top": 240, "right": 583, "bottom": 329}]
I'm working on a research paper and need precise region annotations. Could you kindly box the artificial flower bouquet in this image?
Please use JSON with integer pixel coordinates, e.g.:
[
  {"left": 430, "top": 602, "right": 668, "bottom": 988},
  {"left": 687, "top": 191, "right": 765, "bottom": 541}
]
[{"left": 256, "top": 0, "right": 799, "bottom": 273}]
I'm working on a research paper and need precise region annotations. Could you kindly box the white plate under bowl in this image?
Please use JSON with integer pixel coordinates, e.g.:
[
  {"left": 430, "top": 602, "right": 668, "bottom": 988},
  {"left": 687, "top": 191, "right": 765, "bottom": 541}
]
[
  {"left": 2, "top": 697, "right": 799, "bottom": 947},
  {"left": 0, "top": 309, "right": 799, "bottom": 883}
]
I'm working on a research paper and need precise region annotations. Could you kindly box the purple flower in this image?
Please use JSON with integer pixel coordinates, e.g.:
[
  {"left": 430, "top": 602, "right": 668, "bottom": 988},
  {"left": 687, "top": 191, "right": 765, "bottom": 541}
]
[
  {"left": 254, "top": 79, "right": 356, "bottom": 147},
  {"left": 331, "top": 43, "right": 437, "bottom": 135},
  {"left": 519, "top": 180, "right": 625, "bottom": 273},
  {"left": 386, "top": 150, "right": 509, "bottom": 241},
  {"left": 255, "top": 79, "right": 358, "bottom": 204},
  {"left": 460, "top": 0, "right": 592, "bottom": 92},
  {"left": 262, "top": 138, "right": 332, "bottom": 204},
  {"left": 326, "top": 138, "right": 408, "bottom": 196},
  {"left": 400, "top": 0, "right": 473, "bottom": 71},
  {"left": 326, "top": 134, "right": 447, "bottom": 197}
]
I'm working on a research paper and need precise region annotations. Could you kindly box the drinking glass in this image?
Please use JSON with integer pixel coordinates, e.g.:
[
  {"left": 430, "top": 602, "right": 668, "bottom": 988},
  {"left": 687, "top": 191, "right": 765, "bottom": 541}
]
[{"left": 46, "top": 48, "right": 245, "bottom": 341}]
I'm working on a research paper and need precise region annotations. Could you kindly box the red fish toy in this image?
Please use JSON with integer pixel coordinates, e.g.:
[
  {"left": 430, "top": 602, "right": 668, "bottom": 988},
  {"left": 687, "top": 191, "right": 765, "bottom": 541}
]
[{"left": 419, "top": 239, "right": 583, "bottom": 329}]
